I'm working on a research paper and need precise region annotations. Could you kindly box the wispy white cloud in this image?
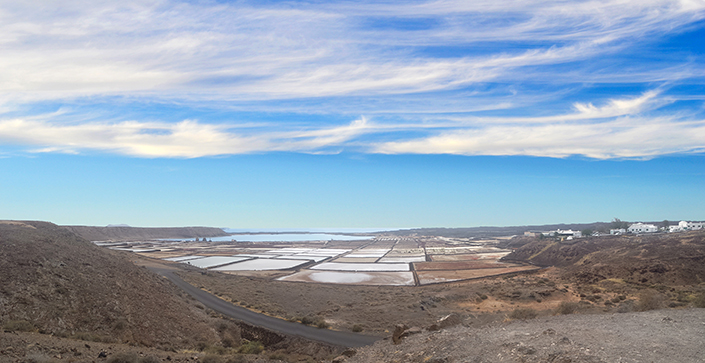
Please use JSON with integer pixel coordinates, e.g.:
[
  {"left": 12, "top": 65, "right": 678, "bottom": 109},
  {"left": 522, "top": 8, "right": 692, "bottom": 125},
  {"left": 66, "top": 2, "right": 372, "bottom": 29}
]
[
  {"left": 1, "top": 1, "right": 704, "bottom": 159},
  {"left": 373, "top": 91, "right": 705, "bottom": 159},
  {"left": 374, "top": 118, "right": 705, "bottom": 159},
  {"left": 0, "top": 0, "right": 703, "bottom": 101},
  {"left": 0, "top": 116, "right": 377, "bottom": 158},
  {"left": 1, "top": 92, "right": 703, "bottom": 159}
]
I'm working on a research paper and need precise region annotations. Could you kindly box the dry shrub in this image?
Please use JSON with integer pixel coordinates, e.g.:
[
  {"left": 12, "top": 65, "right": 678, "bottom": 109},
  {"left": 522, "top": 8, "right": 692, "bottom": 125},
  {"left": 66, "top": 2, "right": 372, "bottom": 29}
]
[
  {"left": 2, "top": 320, "right": 34, "bottom": 332},
  {"left": 693, "top": 292, "right": 705, "bottom": 308},
  {"left": 636, "top": 290, "right": 663, "bottom": 312},
  {"left": 201, "top": 355, "right": 221, "bottom": 363},
  {"left": 509, "top": 307, "right": 538, "bottom": 320},
  {"left": 138, "top": 356, "right": 161, "bottom": 363},
  {"left": 107, "top": 352, "right": 138, "bottom": 363},
  {"left": 23, "top": 353, "right": 56, "bottom": 363},
  {"left": 555, "top": 302, "right": 579, "bottom": 315},
  {"left": 237, "top": 341, "right": 263, "bottom": 354}
]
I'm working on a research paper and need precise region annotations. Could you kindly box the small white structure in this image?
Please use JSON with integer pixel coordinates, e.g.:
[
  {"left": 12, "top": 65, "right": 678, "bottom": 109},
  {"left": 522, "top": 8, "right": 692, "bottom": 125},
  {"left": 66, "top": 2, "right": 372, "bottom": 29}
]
[
  {"left": 672, "top": 221, "right": 705, "bottom": 232},
  {"left": 553, "top": 229, "right": 582, "bottom": 238},
  {"left": 628, "top": 223, "right": 658, "bottom": 234},
  {"left": 610, "top": 229, "right": 626, "bottom": 235}
]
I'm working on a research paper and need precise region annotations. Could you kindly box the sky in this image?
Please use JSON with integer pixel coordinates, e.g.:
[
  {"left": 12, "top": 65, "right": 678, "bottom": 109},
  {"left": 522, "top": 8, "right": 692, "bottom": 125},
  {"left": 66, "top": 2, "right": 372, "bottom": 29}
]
[{"left": 0, "top": 0, "right": 704, "bottom": 228}]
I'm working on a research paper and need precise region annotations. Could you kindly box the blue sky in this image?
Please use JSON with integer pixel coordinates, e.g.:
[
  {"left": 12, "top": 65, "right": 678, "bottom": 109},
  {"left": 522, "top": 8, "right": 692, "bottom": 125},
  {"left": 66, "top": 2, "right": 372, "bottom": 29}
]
[{"left": 1, "top": 0, "right": 704, "bottom": 228}]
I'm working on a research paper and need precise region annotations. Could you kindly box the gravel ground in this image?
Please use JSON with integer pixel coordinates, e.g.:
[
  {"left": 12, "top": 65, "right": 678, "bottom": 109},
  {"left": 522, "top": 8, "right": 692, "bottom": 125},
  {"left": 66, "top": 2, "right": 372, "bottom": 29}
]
[{"left": 346, "top": 308, "right": 705, "bottom": 363}]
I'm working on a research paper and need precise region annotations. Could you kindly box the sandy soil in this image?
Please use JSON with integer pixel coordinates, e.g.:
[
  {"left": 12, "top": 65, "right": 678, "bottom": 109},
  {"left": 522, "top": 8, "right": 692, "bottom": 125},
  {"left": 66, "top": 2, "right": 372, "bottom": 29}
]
[{"left": 347, "top": 308, "right": 705, "bottom": 363}]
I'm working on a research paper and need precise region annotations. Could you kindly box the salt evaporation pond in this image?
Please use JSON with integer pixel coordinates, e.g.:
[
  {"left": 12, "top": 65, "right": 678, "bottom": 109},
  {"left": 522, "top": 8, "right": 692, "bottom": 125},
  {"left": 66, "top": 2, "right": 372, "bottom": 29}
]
[
  {"left": 311, "top": 262, "right": 410, "bottom": 272},
  {"left": 213, "top": 259, "right": 309, "bottom": 271},
  {"left": 278, "top": 270, "right": 415, "bottom": 286},
  {"left": 378, "top": 256, "right": 427, "bottom": 263},
  {"left": 196, "top": 234, "right": 373, "bottom": 242},
  {"left": 163, "top": 255, "right": 206, "bottom": 262},
  {"left": 184, "top": 256, "right": 251, "bottom": 268},
  {"left": 274, "top": 255, "right": 329, "bottom": 262}
]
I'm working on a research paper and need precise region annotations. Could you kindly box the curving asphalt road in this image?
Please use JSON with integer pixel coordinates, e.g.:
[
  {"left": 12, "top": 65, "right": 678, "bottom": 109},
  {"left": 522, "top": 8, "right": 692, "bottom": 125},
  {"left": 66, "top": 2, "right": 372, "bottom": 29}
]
[{"left": 148, "top": 265, "right": 381, "bottom": 348}]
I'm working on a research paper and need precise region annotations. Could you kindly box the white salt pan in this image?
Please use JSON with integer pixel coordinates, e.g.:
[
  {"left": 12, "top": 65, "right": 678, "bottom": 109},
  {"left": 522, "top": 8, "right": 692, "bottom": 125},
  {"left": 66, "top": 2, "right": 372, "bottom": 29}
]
[{"left": 311, "top": 262, "right": 410, "bottom": 272}]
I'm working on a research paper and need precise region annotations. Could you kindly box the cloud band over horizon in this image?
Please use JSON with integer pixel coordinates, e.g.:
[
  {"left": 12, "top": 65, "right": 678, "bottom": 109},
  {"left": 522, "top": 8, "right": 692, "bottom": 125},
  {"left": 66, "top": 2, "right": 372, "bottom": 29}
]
[{"left": 1, "top": 0, "right": 705, "bottom": 159}]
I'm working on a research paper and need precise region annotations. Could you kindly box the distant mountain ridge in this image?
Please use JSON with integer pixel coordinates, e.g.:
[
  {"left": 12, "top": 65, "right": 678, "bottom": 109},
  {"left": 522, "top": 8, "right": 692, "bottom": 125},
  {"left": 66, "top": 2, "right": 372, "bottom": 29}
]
[{"left": 62, "top": 225, "right": 229, "bottom": 241}]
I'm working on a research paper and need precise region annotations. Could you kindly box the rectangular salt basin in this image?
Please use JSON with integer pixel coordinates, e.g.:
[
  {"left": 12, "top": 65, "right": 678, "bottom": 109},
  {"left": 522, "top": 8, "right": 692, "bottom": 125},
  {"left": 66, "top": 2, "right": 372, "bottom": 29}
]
[
  {"left": 304, "top": 252, "right": 347, "bottom": 257},
  {"left": 272, "top": 248, "right": 316, "bottom": 253},
  {"left": 378, "top": 256, "right": 427, "bottom": 263},
  {"left": 274, "top": 255, "right": 329, "bottom": 262},
  {"left": 163, "top": 255, "right": 206, "bottom": 262},
  {"left": 333, "top": 257, "right": 379, "bottom": 263},
  {"left": 314, "top": 249, "right": 351, "bottom": 253},
  {"left": 311, "top": 262, "right": 410, "bottom": 272},
  {"left": 213, "top": 259, "right": 310, "bottom": 271},
  {"left": 344, "top": 253, "right": 387, "bottom": 258},
  {"left": 278, "top": 270, "right": 415, "bottom": 286},
  {"left": 184, "top": 256, "right": 251, "bottom": 268},
  {"left": 233, "top": 254, "right": 277, "bottom": 259}
]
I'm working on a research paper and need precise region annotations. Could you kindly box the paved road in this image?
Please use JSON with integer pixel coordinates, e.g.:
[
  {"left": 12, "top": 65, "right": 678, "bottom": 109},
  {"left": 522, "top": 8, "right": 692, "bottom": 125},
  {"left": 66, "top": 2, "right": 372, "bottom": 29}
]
[{"left": 148, "top": 266, "right": 381, "bottom": 348}]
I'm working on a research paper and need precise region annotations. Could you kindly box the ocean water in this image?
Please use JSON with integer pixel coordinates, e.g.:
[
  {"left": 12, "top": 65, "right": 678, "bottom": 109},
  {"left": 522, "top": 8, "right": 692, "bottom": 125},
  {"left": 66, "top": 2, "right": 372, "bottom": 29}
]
[{"left": 198, "top": 233, "right": 373, "bottom": 242}]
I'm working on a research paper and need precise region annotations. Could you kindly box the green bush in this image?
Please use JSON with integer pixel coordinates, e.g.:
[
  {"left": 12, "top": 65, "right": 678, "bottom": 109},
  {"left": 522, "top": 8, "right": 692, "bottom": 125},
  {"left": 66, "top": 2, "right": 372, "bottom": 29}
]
[
  {"left": 508, "top": 307, "right": 538, "bottom": 320},
  {"left": 555, "top": 302, "right": 579, "bottom": 315},
  {"left": 237, "top": 341, "right": 263, "bottom": 355},
  {"left": 2, "top": 320, "right": 34, "bottom": 332},
  {"left": 351, "top": 325, "right": 364, "bottom": 333}
]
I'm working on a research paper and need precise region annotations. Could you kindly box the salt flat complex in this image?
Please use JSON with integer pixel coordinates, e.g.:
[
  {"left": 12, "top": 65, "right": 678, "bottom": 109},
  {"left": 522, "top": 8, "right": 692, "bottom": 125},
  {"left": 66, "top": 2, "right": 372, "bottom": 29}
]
[{"left": 97, "top": 234, "right": 539, "bottom": 286}]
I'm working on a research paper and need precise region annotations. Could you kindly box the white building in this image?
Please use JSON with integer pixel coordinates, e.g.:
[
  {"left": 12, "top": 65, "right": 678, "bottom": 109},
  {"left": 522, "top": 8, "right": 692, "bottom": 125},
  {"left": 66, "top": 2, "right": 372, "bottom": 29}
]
[
  {"left": 628, "top": 223, "right": 658, "bottom": 234},
  {"left": 554, "top": 229, "right": 582, "bottom": 238},
  {"left": 672, "top": 221, "right": 705, "bottom": 231},
  {"left": 610, "top": 228, "right": 626, "bottom": 235}
]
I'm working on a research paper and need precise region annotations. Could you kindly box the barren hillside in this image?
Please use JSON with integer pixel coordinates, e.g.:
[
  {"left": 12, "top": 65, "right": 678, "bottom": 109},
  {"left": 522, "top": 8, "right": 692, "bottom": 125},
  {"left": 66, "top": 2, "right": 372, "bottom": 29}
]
[
  {"left": 62, "top": 225, "right": 228, "bottom": 242},
  {"left": 0, "top": 221, "right": 223, "bottom": 349},
  {"left": 502, "top": 231, "right": 705, "bottom": 285},
  {"left": 348, "top": 308, "right": 705, "bottom": 363}
]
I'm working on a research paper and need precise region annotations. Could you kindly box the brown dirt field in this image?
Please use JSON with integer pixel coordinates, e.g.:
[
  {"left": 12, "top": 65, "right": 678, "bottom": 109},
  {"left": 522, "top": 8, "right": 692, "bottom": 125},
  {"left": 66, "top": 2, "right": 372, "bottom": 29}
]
[
  {"left": 414, "top": 261, "right": 520, "bottom": 271},
  {"left": 429, "top": 253, "right": 509, "bottom": 261},
  {"left": 417, "top": 266, "right": 541, "bottom": 284},
  {"left": 277, "top": 270, "right": 416, "bottom": 286}
]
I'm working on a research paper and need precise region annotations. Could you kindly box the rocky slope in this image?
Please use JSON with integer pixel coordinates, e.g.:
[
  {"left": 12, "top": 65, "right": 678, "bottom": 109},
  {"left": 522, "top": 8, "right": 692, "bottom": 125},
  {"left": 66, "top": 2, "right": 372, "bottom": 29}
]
[
  {"left": 347, "top": 308, "right": 705, "bottom": 363},
  {"left": 502, "top": 230, "right": 705, "bottom": 285},
  {"left": 0, "top": 221, "right": 223, "bottom": 349},
  {"left": 62, "top": 225, "right": 228, "bottom": 242}
]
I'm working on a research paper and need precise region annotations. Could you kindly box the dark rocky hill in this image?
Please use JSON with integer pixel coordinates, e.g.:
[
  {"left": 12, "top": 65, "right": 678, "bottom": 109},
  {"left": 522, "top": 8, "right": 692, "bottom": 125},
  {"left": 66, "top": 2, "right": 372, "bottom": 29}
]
[
  {"left": 0, "top": 221, "right": 223, "bottom": 349},
  {"left": 502, "top": 230, "right": 705, "bottom": 285},
  {"left": 62, "top": 225, "right": 228, "bottom": 241}
]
